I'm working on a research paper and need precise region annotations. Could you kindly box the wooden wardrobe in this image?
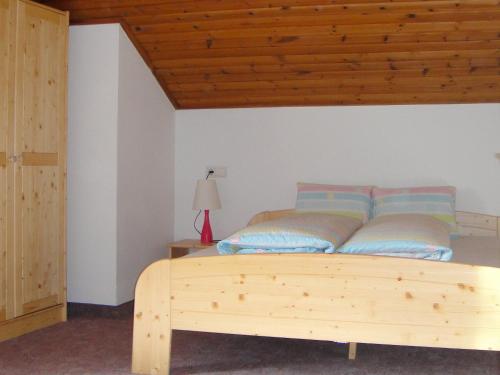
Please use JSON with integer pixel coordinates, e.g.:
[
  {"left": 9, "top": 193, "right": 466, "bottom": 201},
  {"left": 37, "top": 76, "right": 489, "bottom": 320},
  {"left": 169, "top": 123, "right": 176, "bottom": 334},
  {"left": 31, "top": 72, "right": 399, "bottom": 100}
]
[{"left": 0, "top": 0, "right": 68, "bottom": 341}]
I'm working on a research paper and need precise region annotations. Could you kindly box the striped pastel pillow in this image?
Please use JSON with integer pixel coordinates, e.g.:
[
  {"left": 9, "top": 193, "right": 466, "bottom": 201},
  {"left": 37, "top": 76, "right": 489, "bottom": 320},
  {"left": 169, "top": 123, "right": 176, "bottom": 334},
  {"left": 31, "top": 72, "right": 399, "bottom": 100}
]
[
  {"left": 372, "top": 186, "right": 457, "bottom": 235},
  {"left": 338, "top": 214, "right": 453, "bottom": 261},
  {"left": 295, "top": 182, "right": 373, "bottom": 223}
]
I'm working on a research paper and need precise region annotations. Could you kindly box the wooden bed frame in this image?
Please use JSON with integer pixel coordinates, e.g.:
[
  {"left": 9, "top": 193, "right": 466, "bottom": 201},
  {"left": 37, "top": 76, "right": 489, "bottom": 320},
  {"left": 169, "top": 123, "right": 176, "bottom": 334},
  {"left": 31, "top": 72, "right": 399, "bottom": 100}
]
[{"left": 131, "top": 210, "right": 500, "bottom": 374}]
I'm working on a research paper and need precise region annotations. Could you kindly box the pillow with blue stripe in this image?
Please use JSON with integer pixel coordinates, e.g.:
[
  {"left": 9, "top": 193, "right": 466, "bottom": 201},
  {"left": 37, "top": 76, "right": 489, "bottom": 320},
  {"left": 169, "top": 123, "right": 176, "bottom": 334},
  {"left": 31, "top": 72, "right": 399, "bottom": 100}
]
[
  {"left": 372, "top": 186, "right": 457, "bottom": 237},
  {"left": 217, "top": 212, "right": 362, "bottom": 255},
  {"left": 338, "top": 214, "right": 453, "bottom": 261},
  {"left": 295, "top": 182, "right": 373, "bottom": 223}
]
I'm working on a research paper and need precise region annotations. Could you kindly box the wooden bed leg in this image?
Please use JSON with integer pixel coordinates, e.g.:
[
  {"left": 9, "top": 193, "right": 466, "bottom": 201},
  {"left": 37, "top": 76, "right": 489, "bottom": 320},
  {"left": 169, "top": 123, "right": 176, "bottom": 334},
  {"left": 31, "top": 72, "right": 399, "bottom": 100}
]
[
  {"left": 132, "top": 259, "right": 172, "bottom": 375},
  {"left": 348, "top": 342, "right": 357, "bottom": 360}
]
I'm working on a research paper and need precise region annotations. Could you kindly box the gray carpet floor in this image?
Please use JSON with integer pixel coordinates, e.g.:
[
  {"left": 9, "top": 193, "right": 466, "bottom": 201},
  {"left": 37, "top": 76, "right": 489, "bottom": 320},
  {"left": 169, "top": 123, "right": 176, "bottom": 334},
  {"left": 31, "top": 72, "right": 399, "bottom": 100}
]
[{"left": 0, "top": 315, "right": 498, "bottom": 374}]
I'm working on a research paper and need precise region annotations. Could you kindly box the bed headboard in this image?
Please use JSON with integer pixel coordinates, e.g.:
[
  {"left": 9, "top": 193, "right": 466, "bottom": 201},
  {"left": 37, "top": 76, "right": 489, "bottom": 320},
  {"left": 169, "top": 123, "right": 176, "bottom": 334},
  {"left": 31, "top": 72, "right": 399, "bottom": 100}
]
[
  {"left": 248, "top": 210, "right": 500, "bottom": 238},
  {"left": 455, "top": 211, "right": 500, "bottom": 237}
]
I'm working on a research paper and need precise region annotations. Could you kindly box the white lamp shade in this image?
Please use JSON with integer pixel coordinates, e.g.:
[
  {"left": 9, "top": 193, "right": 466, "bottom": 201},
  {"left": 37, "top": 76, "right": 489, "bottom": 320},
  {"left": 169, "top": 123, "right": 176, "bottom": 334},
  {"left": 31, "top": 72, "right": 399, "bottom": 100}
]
[{"left": 193, "top": 179, "right": 221, "bottom": 210}]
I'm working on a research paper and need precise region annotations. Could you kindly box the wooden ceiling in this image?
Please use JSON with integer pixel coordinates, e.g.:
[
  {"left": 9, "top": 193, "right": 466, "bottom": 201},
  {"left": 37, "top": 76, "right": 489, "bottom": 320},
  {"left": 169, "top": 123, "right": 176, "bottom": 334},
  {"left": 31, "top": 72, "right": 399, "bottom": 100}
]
[{"left": 39, "top": 0, "right": 500, "bottom": 109}]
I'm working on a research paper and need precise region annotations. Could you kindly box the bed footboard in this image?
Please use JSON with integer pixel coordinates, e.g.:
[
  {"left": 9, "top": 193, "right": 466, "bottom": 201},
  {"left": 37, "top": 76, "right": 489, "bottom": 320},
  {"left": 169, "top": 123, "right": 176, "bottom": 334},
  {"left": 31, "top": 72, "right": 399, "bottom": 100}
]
[
  {"left": 132, "top": 254, "right": 500, "bottom": 375},
  {"left": 132, "top": 260, "right": 172, "bottom": 375}
]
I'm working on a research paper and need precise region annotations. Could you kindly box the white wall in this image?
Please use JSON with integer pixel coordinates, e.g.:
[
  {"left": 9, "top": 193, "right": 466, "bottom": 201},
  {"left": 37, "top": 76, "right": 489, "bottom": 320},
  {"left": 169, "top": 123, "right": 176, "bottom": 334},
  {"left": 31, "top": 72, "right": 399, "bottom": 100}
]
[
  {"left": 68, "top": 24, "right": 175, "bottom": 305},
  {"left": 68, "top": 24, "right": 119, "bottom": 305},
  {"left": 175, "top": 104, "right": 500, "bottom": 240},
  {"left": 116, "top": 28, "right": 175, "bottom": 304},
  {"left": 68, "top": 24, "right": 499, "bottom": 302}
]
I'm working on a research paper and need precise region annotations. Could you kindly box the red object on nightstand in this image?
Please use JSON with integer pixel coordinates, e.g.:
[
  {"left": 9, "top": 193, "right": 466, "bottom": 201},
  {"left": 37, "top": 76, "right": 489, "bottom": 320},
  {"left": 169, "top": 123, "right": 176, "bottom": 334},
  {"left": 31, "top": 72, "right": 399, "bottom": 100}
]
[{"left": 201, "top": 209, "right": 213, "bottom": 244}]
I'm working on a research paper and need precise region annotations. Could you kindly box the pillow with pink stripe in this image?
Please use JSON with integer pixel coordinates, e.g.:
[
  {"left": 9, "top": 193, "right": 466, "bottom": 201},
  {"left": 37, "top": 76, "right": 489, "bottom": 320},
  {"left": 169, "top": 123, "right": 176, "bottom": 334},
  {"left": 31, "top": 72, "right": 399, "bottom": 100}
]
[
  {"left": 372, "top": 186, "right": 457, "bottom": 236},
  {"left": 295, "top": 182, "right": 373, "bottom": 223}
]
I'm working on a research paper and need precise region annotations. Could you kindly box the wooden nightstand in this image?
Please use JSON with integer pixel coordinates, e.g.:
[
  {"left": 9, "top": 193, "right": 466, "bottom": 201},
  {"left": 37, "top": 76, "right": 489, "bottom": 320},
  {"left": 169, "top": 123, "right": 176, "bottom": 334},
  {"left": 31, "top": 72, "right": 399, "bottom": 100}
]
[{"left": 167, "top": 239, "right": 216, "bottom": 259}]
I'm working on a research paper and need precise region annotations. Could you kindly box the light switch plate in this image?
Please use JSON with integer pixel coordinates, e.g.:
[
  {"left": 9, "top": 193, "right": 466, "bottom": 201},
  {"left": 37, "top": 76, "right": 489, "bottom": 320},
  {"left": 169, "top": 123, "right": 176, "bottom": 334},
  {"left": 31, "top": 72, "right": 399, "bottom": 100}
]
[{"left": 206, "top": 166, "right": 227, "bottom": 178}]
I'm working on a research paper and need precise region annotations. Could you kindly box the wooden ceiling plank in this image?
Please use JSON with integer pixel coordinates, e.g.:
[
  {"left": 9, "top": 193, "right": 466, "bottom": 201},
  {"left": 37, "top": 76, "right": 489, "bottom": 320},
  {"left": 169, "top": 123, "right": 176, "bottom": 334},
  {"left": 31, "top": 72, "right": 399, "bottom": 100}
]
[
  {"left": 173, "top": 86, "right": 499, "bottom": 103},
  {"left": 123, "top": 0, "right": 500, "bottom": 25},
  {"left": 40, "top": 0, "right": 169, "bottom": 10},
  {"left": 160, "top": 67, "right": 500, "bottom": 86},
  {"left": 38, "top": 0, "right": 500, "bottom": 108},
  {"left": 169, "top": 76, "right": 499, "bottom": 97},
  {"left": 69, "top": 0, "right": 498, "bottom": 26},
  {"left": 177, "top": 90, "right": 500, "bottom": 109},
  {"left": 44, "top": 0, "right": 368, "bottom": 12},
  {"left": 158, "top": 58, "right": 500, "bottom": 79},
  {"left": 128, "top": 0, "right": 451, "bottom": 16},
  {"left": 142, "top": 30, "right": 500, "bottom": 52},
  {"left": 152, "top": 48, "right": 500, "bottom": 69},
  {"left": 130, "top": 9, "right": 500, "bottom": 35},
  {"left": 48, "top": 0, "right": 291, "bottom": 14},
  {"left": 58, "top": 0, "right": 485, "bottom": 19},
  {"left": 145, "top": 40, "right": 500, "bottom": 61},
  {"left": 172, "top": 88, "right": 500, "bottom": 104},
  {"left": 134, "top": 20, "right": 500, "bottom": 43},
  {"left": 66, "top": 6, "right": 144, "bottom": 21}
]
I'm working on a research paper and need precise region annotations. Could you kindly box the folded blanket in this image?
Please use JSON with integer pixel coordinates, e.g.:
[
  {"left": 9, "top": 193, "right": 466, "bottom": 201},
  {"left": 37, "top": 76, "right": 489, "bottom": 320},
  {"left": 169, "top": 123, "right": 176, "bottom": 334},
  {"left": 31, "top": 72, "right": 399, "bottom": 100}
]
[
  {"left": 338, "top": 214, "right": 453, "bottom": 261},
  {"left": 217, "top": 212, "right": 362, "bottom": 255}
]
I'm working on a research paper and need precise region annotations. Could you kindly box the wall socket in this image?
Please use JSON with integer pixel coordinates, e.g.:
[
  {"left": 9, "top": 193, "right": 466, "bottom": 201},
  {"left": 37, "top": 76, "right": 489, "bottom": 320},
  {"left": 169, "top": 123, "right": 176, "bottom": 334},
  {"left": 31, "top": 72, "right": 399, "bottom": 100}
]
[{"left": 206, "top": 166, "right": 227, "bottom": 178}]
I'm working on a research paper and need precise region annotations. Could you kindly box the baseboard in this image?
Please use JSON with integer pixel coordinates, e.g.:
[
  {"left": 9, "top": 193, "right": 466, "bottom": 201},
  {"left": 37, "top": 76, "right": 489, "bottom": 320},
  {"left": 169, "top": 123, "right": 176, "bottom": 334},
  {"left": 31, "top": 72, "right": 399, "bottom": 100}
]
[
  {"left": 68, "top": 300, "right": 134, "bottom": 319},
  {"left": 0, "top": 304, "right": 65, "bottom": 343}
]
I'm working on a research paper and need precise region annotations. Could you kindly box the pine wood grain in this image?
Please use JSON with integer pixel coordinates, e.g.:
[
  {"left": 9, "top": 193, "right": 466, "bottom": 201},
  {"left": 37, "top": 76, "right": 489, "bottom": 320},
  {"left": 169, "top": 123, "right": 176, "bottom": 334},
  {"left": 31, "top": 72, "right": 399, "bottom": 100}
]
[
  {"left": 0, "top": 303, "right": 64, "bottom": 342},
  {"left": 37, "top": 0, "right": 500, "bottom": 108},
  {"left": 0, "top": 0, "right": 11, "bottom": 324},
  {"left": 132, "top": 219, "right": 500, "bottom": 374},
  {"left": 13, "top": 0, "right": 67, "bottom": 319},
  {"left": 132, "top": 260, "right": 171, "bottom": 375},
  {"left": 1, "top": 0, "right": 67, "bottom": 342},
  {"left": 21, "top": 152, "right": 59, "bottom": 166}
]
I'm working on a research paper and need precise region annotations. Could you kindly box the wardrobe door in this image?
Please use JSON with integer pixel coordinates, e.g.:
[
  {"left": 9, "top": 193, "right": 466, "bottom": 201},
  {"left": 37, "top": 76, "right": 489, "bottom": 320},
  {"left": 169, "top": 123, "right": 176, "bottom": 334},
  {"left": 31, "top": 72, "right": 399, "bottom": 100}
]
[
  {"left": 14, "top": 0, "right": 67, "bottom": 317},
  {"left": 0, "top": 0, "right": 15, "bottom": 322}
]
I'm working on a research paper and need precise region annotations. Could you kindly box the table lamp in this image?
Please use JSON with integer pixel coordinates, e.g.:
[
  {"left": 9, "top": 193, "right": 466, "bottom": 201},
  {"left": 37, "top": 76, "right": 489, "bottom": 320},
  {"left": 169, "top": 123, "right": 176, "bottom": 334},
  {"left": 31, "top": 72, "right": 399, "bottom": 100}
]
[{"left": 193, "top": 179, "right": 221, "bottom": 244}]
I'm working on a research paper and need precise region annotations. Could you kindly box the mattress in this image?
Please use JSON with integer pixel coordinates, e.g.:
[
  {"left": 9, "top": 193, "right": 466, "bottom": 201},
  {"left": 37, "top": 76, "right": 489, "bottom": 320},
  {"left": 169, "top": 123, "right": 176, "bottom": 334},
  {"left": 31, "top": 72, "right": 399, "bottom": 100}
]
[
  {"left": 450, "top": 236, "right": 500, "bottom": 268},
  {"left": 183, "top": 236, "right": 500, "bottom": 268}
]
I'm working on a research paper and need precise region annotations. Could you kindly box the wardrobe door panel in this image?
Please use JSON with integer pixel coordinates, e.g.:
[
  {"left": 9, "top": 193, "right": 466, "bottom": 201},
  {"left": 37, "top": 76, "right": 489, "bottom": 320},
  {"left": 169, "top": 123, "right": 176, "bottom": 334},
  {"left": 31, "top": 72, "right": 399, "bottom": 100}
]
[
  {"left": 0, "top": 0, "right": 15, "bottom": 322},
  {"left": 14, "top": 1, "right": 67, "bottom": 316}
]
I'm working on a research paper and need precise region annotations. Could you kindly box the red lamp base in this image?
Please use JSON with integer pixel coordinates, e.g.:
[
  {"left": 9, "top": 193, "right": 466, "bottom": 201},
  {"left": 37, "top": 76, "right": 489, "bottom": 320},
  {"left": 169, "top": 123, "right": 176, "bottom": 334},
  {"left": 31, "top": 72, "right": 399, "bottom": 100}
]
[{"left": 200, "top": 209, "right": 213, "bottom": 244}]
